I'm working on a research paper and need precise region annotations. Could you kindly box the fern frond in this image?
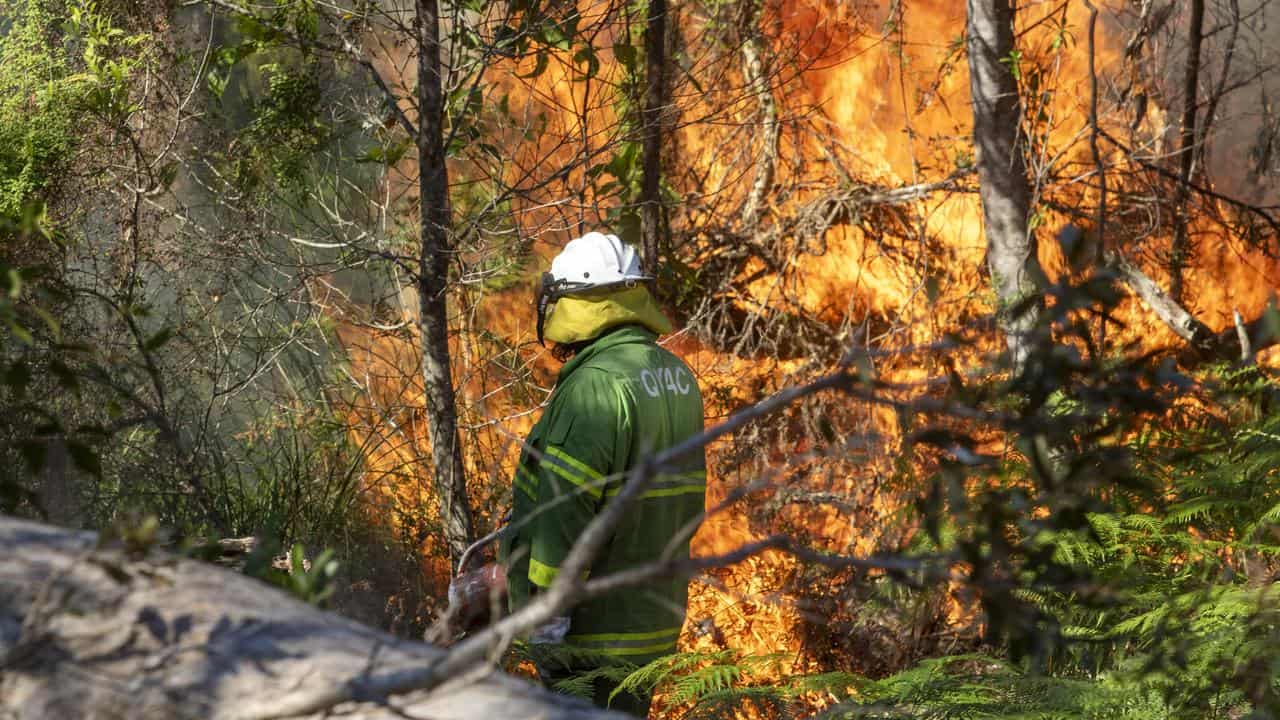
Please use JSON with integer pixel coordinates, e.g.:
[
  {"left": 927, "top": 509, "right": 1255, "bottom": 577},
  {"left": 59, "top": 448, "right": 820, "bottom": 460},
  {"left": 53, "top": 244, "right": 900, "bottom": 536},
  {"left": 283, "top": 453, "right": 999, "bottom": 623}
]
[{"left": 668, "top": 662, "right": 743, "bottom": 705}]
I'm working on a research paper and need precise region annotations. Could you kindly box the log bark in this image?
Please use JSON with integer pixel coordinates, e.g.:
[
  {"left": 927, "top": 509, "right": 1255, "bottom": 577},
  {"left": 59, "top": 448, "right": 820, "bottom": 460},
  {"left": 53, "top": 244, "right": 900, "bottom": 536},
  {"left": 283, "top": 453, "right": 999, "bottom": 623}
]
[
  {"left": 966, "top": 0, "right": 1046, "bottom": 370},
  {"left": 416, "top": 0, "right": 475, "bottom": 566},
  {"left": 0, "top": 515, "right": 619, "bottom": 720}
]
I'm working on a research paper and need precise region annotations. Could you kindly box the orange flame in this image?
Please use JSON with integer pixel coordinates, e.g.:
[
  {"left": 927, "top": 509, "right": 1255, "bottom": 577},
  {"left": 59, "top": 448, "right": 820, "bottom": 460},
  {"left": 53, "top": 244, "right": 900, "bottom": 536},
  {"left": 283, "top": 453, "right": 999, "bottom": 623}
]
[{"left": 335, "top": 0, "right": 1280, "bottom": 707}]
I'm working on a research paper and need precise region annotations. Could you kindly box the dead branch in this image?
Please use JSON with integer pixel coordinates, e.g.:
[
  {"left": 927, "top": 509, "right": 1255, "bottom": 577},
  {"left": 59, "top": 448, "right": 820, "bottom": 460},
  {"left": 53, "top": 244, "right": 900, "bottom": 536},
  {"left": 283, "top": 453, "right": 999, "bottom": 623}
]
[{"left": 1108, "top": 250, "right": 1274, "bottom": 362}]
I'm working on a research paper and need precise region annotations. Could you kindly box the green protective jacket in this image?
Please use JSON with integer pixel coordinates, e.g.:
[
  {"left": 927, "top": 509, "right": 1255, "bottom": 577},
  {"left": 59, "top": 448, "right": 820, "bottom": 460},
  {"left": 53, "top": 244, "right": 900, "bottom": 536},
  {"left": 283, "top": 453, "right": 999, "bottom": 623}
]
[{"left": 500, "top": 324, "right": 707, "bottom": 664}]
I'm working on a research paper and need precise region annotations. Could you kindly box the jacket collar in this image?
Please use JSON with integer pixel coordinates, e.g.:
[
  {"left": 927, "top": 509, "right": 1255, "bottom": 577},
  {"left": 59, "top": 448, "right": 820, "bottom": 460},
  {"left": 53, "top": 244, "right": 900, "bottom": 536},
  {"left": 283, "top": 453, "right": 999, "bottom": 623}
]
[{"left": 556, "top": 325, "right": 657, "bottom": 384}]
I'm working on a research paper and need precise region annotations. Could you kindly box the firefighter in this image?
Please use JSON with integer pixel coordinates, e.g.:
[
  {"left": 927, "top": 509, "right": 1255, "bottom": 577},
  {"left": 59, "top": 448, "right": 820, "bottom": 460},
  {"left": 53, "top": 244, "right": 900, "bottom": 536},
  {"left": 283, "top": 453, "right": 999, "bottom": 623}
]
[{"left": 499, "top": 231, "right": 707, "bottom": 716}]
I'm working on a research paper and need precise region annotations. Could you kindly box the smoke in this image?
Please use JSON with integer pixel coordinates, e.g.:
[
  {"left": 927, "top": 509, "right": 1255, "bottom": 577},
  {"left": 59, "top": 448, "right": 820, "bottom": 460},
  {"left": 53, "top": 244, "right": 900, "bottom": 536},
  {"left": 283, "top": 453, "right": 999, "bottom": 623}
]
[{"left": 1189, "top": 0, "right": 1280, "bottom": 203}]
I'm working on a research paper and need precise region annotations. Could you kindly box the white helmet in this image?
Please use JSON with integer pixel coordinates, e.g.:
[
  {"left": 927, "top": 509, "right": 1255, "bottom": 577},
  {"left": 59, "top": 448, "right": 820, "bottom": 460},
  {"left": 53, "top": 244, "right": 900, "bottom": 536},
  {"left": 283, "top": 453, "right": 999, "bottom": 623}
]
[
  {"left": 547, "top": 232, "right": 651, "bottom": 289},
  {"left": 538, "top": 232, "right": 652, "bottom": 345}
]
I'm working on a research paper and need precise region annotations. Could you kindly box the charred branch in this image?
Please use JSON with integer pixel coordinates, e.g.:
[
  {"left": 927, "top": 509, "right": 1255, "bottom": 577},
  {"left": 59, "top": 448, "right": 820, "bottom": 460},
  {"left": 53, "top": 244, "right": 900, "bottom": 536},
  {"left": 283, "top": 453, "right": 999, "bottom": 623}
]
[
  {"left": 760, "top": 170, "right": 977, "bottom": 250},
  {"left": 1108, "top": 251, "right": 1216, "bottom": 349},
  {"left": 686, "top": 171, "right": 974, "bottom": 360},
  {"left": 1099, "top": 128, "right": 1280, "bottom": 240}
]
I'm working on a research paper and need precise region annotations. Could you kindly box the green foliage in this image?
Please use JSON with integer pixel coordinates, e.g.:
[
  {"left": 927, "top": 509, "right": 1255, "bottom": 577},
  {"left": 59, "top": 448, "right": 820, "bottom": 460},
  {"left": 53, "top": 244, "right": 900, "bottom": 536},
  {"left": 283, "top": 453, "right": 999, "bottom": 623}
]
[
  {"left": 238, "top": 535, "right": 340, "bottom": 606},
  {"left": 0, "top": 0, "right": 146, "bottom": 218},
  {"left": 0, "top": 4, "right": 149, "bottom": 515},
  {"left": 0, "top": 204, "right": 112, "bottom": 513},
  {"left": 0, "top": 0, "right": 77, "bottom": 218},
  {"left": 820, "top": 654, "right": 1162, "bottom": 720},
  {"left": 234, "top": 62, "right": 332, "bottom": 192},
  {"left": 205, "top": 403, "right": 364, "bottom": 544},
  {"left": 0, "top": 0, "right": 148, "bottom": 520}
]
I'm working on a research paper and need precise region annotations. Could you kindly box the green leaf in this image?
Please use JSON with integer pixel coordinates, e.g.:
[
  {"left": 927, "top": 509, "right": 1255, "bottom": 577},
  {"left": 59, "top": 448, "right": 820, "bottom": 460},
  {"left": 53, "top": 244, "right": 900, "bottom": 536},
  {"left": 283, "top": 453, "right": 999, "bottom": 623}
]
[
  {"left": 1000, "top": 50, "right": 1023, "bottom": 81},
  {"left": 32, "top": 306, "right": 61, "bottom": 338},
  {"left": 9, "top": 322, "right": 34, "bottom": 346}
]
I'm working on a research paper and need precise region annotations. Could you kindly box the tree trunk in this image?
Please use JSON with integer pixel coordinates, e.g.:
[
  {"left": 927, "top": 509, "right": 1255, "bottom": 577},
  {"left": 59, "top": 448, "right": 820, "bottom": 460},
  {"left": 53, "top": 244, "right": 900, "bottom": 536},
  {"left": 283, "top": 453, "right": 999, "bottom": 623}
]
[
  {"left": 640, "top": 0, "right": 667, "bottom": 273},
  {"left": 1170, "top": 0, "right": 1206, "bottom": 303},
  {"left": 966, "top": 0, "right": 1045, "bottom": 369},
  {"left": 740, "top": 0, "right": 778, "bottom": 231},
  {"left": 416, "top": 0, "right": 474, "bottom": 567},
  {"left": 0, "top": 515, "right": 619, "bottom": 720}
]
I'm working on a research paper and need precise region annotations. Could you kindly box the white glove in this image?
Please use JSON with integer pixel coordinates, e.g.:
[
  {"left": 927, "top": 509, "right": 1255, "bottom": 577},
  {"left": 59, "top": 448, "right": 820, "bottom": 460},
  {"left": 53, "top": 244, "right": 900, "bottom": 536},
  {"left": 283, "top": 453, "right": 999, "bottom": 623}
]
[{"left": 529, "top": 615, "right": 571, "bottom": 644}]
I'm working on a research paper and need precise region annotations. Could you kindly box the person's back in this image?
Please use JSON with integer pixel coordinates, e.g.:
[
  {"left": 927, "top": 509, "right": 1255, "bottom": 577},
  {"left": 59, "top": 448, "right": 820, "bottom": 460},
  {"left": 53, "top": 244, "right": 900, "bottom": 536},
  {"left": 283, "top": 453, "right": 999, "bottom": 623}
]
[
  {"left": 552, "top": 325, "right": 705, "bottom": 654},
  {"left": 500, "top": 232, "right": 706, "bottom": 716}
]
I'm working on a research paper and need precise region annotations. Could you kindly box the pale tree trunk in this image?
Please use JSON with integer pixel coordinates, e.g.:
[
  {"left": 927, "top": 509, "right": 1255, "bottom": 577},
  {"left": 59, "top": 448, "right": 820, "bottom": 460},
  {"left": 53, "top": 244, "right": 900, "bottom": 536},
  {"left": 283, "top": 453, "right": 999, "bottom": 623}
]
[
  {"left": 740, "top": 0, "right": 778, "bottom": 231},
  {"left": 640, "top": 0, "right": 666, "bottom": 273},
  {"left": 416, "top": 0, "right": 474, "bottom": 566},
  {"left": 967, "top": 0, "right": 1045, "bottom": 369}
]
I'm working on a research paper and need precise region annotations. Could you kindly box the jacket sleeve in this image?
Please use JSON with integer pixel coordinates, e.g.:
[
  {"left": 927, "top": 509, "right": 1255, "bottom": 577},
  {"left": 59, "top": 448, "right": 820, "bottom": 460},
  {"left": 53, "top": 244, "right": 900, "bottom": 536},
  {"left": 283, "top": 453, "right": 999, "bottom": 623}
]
[{"left": 527, "top": 368, "right": 630, "bottom": 589}]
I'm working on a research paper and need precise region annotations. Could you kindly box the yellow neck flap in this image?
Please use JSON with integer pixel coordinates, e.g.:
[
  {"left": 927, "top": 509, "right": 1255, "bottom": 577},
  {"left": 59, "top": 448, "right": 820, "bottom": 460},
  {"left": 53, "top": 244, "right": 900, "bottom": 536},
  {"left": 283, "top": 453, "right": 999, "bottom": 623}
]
[{"left": 543, "top": 285, "right": 673, "bottom": 345}]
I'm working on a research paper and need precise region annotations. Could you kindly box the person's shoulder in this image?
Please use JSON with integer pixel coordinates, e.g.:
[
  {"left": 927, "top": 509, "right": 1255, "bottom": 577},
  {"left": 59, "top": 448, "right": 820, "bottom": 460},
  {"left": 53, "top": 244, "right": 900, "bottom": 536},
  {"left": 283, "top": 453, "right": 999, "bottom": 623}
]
[{"left": 553, "top": 364, "right": 620, "bottom": 404}]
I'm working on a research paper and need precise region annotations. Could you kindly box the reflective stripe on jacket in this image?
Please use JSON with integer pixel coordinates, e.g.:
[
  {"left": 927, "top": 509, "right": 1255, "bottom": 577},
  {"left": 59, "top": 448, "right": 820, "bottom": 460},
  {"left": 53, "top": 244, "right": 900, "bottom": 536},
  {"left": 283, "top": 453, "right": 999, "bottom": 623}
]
[{"left": 500, "top": 324, "right": 707, "bottom": 663}]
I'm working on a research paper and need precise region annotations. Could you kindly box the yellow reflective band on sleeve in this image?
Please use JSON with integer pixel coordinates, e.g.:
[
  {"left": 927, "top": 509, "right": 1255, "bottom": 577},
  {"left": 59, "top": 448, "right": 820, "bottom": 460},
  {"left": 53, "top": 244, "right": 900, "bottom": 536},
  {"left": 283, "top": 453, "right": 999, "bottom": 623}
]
[
  {"left": 528, "top": 557, "right": 560, "bottom": 588},
  {"left": 644, "top": 484, "right": 706, "bottom": 498},
  {"left": 604, "top": 470, "right": 707, "bottom": 500},
  {"left": 528, "top": 558, "right": 590, "bottom": 588},
  {"left": 593, "top": 641, "right": 679, "bottom": 656},
  {"left": 605, "top": 483, "right": 706, "bottom": 500},
  {"left": 514, "top": 466, "right": 537, "bottom": 500},
  {"left": 546, "top": 446, "right": 603, "bottom": 480},
  {"left": 566, "top": 626, "right": 682, "bottom": 656},
  {"left": 544, "top": 447, "right": 604, "bottom": 500}
]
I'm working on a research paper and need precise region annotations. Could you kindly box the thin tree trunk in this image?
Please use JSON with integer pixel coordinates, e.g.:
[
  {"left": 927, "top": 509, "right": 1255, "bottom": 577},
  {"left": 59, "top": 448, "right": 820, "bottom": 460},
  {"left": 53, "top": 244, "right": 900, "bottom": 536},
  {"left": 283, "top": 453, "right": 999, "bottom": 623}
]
[
  {"left": 416, "top": 0, "right": 474, "bottom": 567},
  {"left": 966, "top": 0, "right": 1044, "bottom": 369},
  {"left": 640, "top": 0, "right": 666, "bottom": 273},
  {"left": 740, "top": 0, "right": 778, "bottom": 231},
  {"left": 1170, "top": 0, "right": 1205, "bottom": 303},
  {"left": 1084, "top": 0, "right": 1107, "bottom": 349}
]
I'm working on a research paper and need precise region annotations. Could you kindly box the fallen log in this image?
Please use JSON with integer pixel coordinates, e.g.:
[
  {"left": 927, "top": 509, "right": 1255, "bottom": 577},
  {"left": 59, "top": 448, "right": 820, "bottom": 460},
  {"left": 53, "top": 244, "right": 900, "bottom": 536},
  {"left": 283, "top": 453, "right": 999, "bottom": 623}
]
[{"left": 0, "top": 515, "right": 621, "bottom": 720}]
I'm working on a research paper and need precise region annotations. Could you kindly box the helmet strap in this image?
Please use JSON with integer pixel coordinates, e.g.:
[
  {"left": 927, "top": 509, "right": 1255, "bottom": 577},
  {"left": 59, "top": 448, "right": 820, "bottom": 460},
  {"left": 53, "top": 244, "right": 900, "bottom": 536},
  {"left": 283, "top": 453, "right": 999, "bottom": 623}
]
[
  {"left": 536, "top": 291, "right": 550, "bottom": 346},
  {"left": 536, "top": 272, "right": 567, "bottom": 347}
]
